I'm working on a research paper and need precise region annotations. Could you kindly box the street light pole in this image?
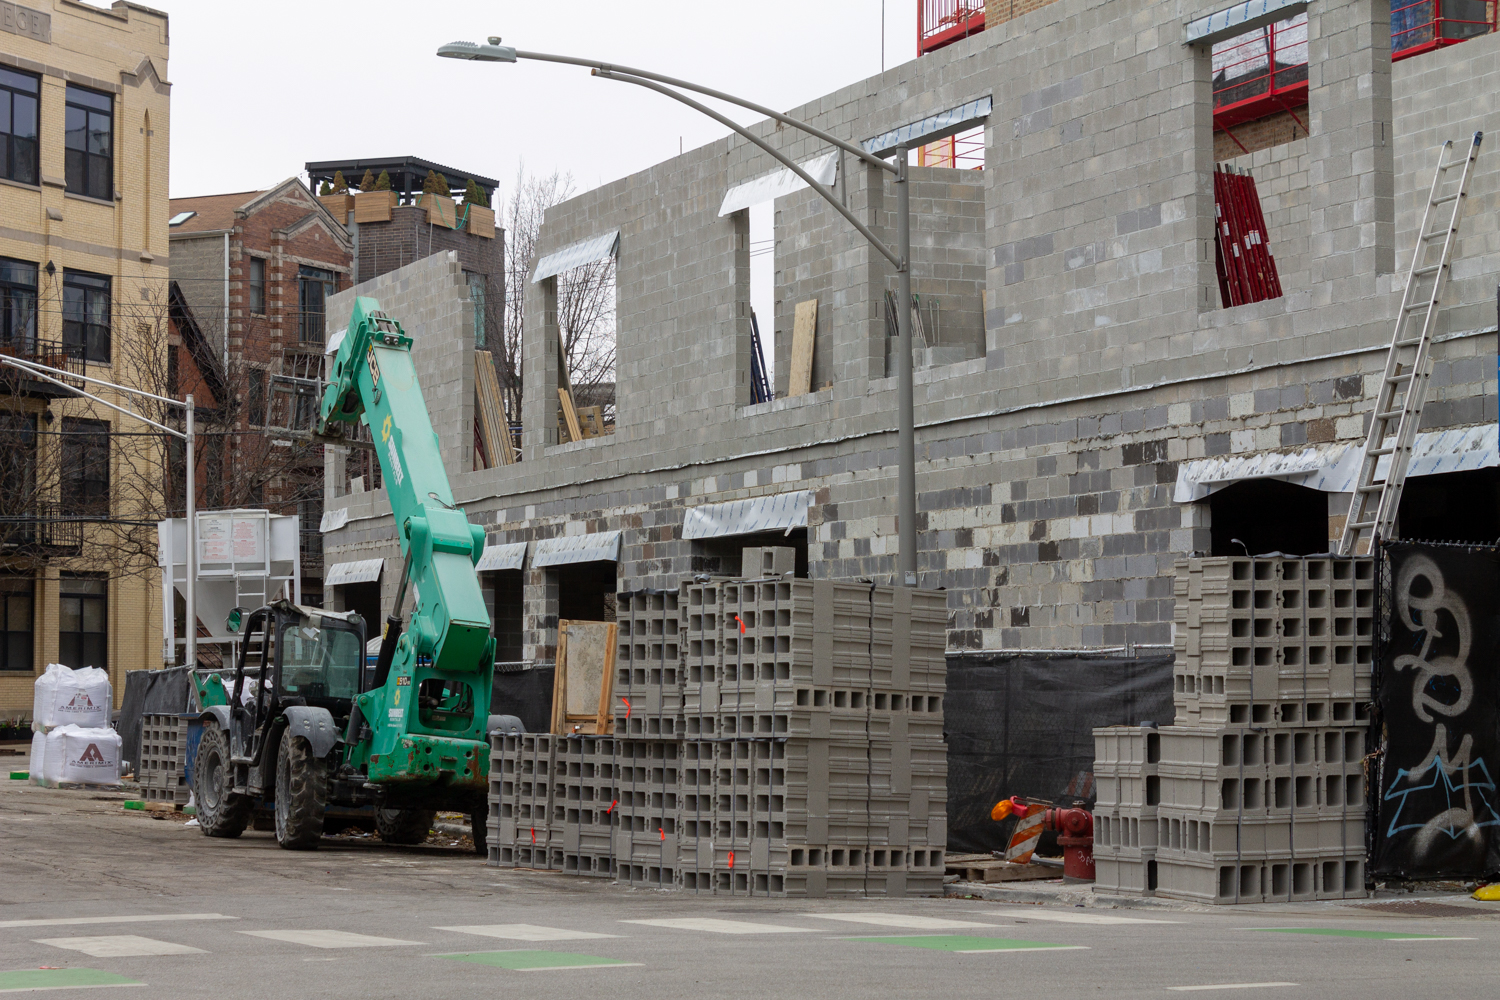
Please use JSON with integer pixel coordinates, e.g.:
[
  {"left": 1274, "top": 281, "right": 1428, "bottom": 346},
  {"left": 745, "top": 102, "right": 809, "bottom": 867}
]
[
  {"left": 438, "top": 39, "right": 921, "bottom": 585},
  {"left": 185, "top": 394, "right": 196, "bottom": 670}
]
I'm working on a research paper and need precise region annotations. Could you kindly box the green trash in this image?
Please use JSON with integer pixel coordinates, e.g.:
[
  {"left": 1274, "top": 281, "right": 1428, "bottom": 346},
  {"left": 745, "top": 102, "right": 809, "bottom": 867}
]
[
  {"left": 123, "top": 800, "right": 144, "bottom": 810},
  {"left": 8, "top": 771, "right": 27, "bottom": 781}
]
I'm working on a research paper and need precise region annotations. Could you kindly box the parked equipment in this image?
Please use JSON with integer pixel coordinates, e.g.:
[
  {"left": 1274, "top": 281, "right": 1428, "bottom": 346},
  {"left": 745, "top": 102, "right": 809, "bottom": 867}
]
[{"left": 191, "top": 297, "right": 522, "bottom": 851}]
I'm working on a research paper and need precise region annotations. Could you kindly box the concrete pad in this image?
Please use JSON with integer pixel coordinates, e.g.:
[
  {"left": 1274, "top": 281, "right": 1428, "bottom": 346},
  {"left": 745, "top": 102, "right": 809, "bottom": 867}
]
[
  {"left": 621, "top": 918, "right": 815, "bottom": 935},
  {"left": 34, "top": 935, "right": 207, "bottom": 957},
  {"left": 434, "top": 924, "right": 620, "bottom": 942},
  {"left": 240, "top": 930, "right": 422, "bottom": 949}
]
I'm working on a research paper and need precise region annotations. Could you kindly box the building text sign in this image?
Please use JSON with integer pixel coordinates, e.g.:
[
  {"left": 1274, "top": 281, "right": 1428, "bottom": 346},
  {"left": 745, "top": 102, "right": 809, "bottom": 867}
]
[{"left": 1, "top": 3, "right": 50, "bottom": 43}]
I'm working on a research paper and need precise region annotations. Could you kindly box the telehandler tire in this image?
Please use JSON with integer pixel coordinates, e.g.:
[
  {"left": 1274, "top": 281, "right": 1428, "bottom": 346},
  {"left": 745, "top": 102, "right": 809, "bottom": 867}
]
[
  {"left": 375, "top": 807, "right": 435, "bottom": 845},
  {"left": 274, "top": 728, "right": 328, "bottom": 850},
  {"left": 194, "top": 722, "right": 251, "bottom": 838}
]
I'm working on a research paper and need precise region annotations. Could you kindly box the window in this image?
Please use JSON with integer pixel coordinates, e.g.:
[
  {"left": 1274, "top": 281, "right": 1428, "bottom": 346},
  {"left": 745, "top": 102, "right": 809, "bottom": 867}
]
[
  {"left": 62, "top": 270, "right": 110, "bottom": 362},
  {"left": 61, "top": 418, "right": 109, "bottom": 517},
  {"left": 247, "top": 367, "right": 265, "bottom": 425},
  {"left": 466, "top": 271, "right": 486, "bottom": 348},
  {"left": 65, "top": 85, "right": 113, "bottom": 200},
  {"left": 59, "top": 575, "right": 106, "bottom": 671},
  {"left": 298, "top": 265, "right": 334, "bottom": 343},
  {"left": 0, "top": 257, "right": 37, "bottom": 350},
  {"left": 0, "top": 413, "right": 36, "bottom": 532},
  {"left": 249, "top": 257, "right": 266, "bottom": 314},
  {"left": 1206, "top": 480, "right": 1328, "bottom": 556},
  {"left": 168, "top": 211, "right": 197, "bottom": 227},
  {"left": 0, "top": 576, "right": 33, "bottom": 672},
  {"left": 0, "top": 67, "right": 39, "bottom": 186}
]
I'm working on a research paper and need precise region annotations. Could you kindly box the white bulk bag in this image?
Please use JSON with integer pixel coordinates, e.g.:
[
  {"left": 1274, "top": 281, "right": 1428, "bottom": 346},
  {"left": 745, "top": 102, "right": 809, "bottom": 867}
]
[
  {"left": 33, "top": 663, "right": 111, "bottom": 730},
  {"left": 27, "top": 729, "right": 47, "bottom": 785},
  {"left": 42, "top": 725, "right": 121, "bottom": 786}
]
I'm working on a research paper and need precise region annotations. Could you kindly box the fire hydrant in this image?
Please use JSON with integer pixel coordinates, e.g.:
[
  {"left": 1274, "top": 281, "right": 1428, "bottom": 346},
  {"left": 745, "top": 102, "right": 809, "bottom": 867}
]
[{"left": 1043, "top": 806, "right": 1095, "bottom": 882}]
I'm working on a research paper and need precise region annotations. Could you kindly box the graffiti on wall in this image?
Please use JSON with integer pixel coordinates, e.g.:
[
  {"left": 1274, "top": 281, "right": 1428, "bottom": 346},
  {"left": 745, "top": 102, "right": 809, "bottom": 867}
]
[{"left": 1372, "top": 542, "right": 1500, "bottom": 880}]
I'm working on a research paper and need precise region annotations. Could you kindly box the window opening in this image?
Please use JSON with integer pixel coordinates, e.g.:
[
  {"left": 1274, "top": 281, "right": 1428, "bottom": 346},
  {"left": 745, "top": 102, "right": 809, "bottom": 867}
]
[
  {"left": 62, "top": 270, "right": 111, "bottom": 362},
  {"left": 0, "top": 67, "right": 39, "bottom": 186},
  {"left": 692, "top": 530, "right": 809, "bottom": 579},
  {"left": 298, "top": 265, "right": 334, "bottom": 344},
  {"left": 336, "top": 581, "right": 381, "bottom": 641},
  {"left": 1392, "top": 0, "right": 1497, "bottom": 59},
  {"left": 466, "top": 271, "right": 487, "bottom": 349},
  {"left": 0, "top": 257, "right": 37, "bottom": 351},
  {"left": 749, "top": 202, "right": 775, "bottom": 401},
  {"left": 557, "top": 562, "right": 618, "bottom": 623},
  {"left": 1205, "top": 480, "right": 1328, "bottom": 556},
  {"left": 0, "top": 576, "right": 33, "bottom": 672},
  {"left": 1213, "top": 167, "right": 1282, "bottom": 307},
  {"left": 60, "top": 418, "right": 109, "bottom": 517},
  {"left": 486, "top": 569, "right": 525, "bottom": 663},
  {"left": 249, "top": 257, "right": 266, "bottom": 315},
  {"left": 59, "top": 574, "right": 106, "bottom": 670},
  {"left": 1396, "top": 468, "right": 1500, "bottom": 543},
  {"left": 64, "top": 85, "right": 113, "bottom": 200},
  {"left": 916, "top": 125, "right": 985, "bottom": 169}
]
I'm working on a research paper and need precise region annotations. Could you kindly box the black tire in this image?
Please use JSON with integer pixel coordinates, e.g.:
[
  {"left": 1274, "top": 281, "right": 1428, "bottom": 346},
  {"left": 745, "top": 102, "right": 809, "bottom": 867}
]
[
  {"left": 194, "top": 722, "right": 251, "bottom": 838},
  {"left": 274, "top": 728, "right": 327, "bottom": 850},
  {"left": 470, "top": 808, "right": 488, "bottom": 856},
  {"left": 375, "top": 807, "right": 435, "bottom": 845}
]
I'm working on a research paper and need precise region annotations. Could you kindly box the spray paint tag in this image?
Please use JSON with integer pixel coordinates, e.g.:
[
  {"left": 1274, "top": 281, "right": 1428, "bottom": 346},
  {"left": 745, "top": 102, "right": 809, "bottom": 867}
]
[
  {"left": 727, "top": 850, "right": 735, "bottom": 869},
  {"left": 622, "top": 697, "right": 632, "bottom": 719}
]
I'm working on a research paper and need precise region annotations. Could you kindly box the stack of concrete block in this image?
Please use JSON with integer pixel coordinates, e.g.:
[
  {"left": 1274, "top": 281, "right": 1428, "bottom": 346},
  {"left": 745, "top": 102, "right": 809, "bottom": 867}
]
[
  {"left": 137, "top": 713, "right": 189, "bottom": 805},
  {"left": 1094, "top": 556, "right": 1372, "bottom": 904},
  {"left": 487, "top": 732, "right": 560, "bottom": 870},
  {"left": 487, "top": 561, "right": 950, "bottom": 898}
]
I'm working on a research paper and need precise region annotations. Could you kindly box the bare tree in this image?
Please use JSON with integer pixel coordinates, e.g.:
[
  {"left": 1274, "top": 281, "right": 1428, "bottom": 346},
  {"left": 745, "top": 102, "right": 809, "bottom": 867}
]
[{"left": 500, "top": 165, "right": 617, "bottom": 431}]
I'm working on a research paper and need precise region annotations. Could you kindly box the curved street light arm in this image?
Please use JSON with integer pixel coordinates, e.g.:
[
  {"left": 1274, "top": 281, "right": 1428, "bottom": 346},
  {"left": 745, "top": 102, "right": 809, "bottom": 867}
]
[
  {"left": 0, "top": 353, "right": 187, "bottom": 408},
  {"left": 594, "top": 69, "right": 903, "bottom": 271},
  {"left": 515, "top": 50, "right": 898, "bottom": 175},
  {"left": 0, "top": 356, "right": 184, "bottom": 438}
]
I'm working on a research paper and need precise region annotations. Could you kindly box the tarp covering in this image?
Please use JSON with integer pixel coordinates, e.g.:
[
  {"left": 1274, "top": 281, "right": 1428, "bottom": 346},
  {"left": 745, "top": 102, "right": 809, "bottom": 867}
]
[
  {"left": 1174, "top": 424, "right": 1499, "bottom": 502},
  {"left": 532, "top": 230, "right": 620, "bottom": 283},
  {"left": 117, "top": 666, "right": 192, "bottom": 772},
  {"left": 320, "top": 507, "right": 349, "bottom": 533},
  {"left": 491, "top": 665, "right": 555, "bottom": 735},
  {"left": 945, "top": 650, "right": 1175, "bottom": 854},
  {"left": 863, "top": 96, "right": 993, "bottom": 157},
  {"left": 1371, "top": 540, "right": 1500, "bottom": 881},
  {"left": 476, "top": 541, "right": 527, "bottom": 572},
  {"left": 717, "top": 152, "right": 839, "bottom": 217},
  {"left": 533, "top": 530, "right": 621, "bottom": 567},
  {"left": 325, "top": 558, "right": 384, "bottom": 586},
  {"left": 681, "top": 490, "right": 812, "bottom": 540}
]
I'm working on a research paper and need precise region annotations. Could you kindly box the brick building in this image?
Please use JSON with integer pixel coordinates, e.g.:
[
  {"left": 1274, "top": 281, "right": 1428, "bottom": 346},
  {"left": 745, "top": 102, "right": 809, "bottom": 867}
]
[
  {"left": 0, "top": 0, "right": 171, "bottom": 715},
  {"left": 168, "top": 179, "right": 351, "bottom": 609}
]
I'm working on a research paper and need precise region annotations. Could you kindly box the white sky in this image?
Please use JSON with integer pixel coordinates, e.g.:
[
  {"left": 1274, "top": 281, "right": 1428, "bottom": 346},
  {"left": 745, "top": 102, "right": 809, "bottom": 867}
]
[{"left": 166, "top": 1, "right": 919, "bottom": 200}]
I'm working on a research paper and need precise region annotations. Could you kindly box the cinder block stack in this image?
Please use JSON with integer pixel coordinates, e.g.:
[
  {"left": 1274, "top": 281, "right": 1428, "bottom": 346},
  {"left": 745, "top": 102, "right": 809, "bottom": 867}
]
[
  {"left": 488, "top": 557, "right": 949, "bottom": 898},
  {"left": 137, "top": 713, "right": 189, "bottom": 805},
  {"left": 487, "top": 732, "right": 560, "bottom": 869},
  {"left": 1094, "top": 556, "right": 1372, "bottom": 904}
]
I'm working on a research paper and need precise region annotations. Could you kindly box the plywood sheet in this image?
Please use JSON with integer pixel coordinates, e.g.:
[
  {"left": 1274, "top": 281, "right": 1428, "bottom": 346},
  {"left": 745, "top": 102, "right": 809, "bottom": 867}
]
[{"left": 787, "top": 299, "right": 818, "bottom": 397}]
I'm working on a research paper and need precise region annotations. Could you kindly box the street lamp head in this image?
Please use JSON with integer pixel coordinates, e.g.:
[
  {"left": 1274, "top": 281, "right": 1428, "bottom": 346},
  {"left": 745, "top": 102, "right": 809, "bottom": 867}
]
[{"left": 436, "top": 39, "right": 517, "bottom": 63}]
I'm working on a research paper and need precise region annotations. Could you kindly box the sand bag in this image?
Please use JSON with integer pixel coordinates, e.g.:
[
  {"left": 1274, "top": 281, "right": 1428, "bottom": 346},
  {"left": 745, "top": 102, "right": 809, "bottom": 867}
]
[
  {"left": 33, "top": 663, "right": 111, "bottom": 730},
  {"left": 41, "top": 725, "right": 121, "bottom": 786}
]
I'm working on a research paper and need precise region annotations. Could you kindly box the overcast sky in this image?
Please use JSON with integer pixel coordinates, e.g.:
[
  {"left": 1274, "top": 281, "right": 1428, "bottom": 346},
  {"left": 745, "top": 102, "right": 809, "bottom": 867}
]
[{"left": 167, "top": 0, "right": 919, "bottom": 201}]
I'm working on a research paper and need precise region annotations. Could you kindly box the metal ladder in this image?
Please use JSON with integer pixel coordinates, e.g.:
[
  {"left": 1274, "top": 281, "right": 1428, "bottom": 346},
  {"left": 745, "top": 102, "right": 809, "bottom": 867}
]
[{"left": 1338, "top": 131, "right": 1482, "bottom": 557}]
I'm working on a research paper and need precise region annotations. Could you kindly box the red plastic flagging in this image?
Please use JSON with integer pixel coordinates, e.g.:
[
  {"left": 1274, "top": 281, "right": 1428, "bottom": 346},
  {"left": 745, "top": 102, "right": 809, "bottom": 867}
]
[{"left": 1213, "top": 167, "right": 1282, "bottom": 308}]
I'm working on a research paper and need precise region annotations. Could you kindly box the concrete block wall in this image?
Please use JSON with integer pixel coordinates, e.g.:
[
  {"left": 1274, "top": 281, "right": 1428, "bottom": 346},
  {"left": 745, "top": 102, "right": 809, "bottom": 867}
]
[{"left": 323, "top": 1, "right": 1500, "bottom": 664}]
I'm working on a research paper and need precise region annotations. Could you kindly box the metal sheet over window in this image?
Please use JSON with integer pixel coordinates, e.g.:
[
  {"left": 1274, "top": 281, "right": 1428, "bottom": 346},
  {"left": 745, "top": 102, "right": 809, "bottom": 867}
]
[
  {"left": 1186, "top": 0, "right": 1308, "bottom": 45},
  {"left": 682, "top": 490, "right": 812, "bottom": 540},
  {"left": 532, "top": 230, "right": 620, "bottom": 283},
  {"left": 320, "top": 507, "right": 349, "bottom": 533},
  {"left": 717, "top": 151, "right": 839, "bottom": 216},
  {"left": 1173, "top": 425, "right": 1499, "bottom": 502},
  {"left": 476, "top": 541, "right": 527, "bottom": 572},
  {"left": 325, "top": 558, "right": 384, "bottom": 586},
  {"left": 862, "top": 96, "right": 992, "bottom": 157},
  {"left": 532, "top": 530, "right": 621, "bottom": 567}
]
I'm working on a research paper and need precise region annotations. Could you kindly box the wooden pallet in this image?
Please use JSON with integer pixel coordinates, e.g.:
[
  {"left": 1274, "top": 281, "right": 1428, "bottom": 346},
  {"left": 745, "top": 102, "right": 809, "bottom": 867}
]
[{"left": 945, "top": 853, "right": 1059, "bottom": 883}]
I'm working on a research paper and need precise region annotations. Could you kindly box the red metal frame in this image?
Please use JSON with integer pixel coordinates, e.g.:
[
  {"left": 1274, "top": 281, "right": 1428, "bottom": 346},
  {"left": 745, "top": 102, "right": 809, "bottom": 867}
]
[
  {"left": 1214, "top": 167, "right": 1283, "bottom": 308},
  {"left": 1212, "top": 15, "right": 1309, "bottom": 131},
  {"left": 1391, "top": 0, "right": 1497, "bottom": 60},
  {"left": 918, "top": 0, "right": 985, "bottom": 55},
  {"left": 917, "top": 126, "right": 985, "bottom": 169}
]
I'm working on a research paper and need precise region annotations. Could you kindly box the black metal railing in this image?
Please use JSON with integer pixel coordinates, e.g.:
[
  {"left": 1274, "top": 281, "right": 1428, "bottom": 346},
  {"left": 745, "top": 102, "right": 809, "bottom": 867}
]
[
  {"left": 0, "top": 501, "right": 85, "bottom": 555},
  {"left": 0, "top": 338, "right": 87, "bottom": 393}
]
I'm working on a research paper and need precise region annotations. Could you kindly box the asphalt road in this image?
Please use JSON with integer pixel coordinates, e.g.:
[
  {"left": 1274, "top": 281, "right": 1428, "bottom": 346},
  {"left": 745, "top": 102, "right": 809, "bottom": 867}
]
[{"left": 3, "top": 770, "right": 1498, "bottom": 999}]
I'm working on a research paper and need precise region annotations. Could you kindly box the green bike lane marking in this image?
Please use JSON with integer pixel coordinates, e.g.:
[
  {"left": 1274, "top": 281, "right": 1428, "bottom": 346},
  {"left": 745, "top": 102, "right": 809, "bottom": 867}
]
[
  {"left": 0, "top": 968, "right": 142, "bottom": 992},
  {"left": 1249, "top": 928, "right": 1475, "bottom": 941},
  {"left": 433, "top": 950, "right": 643, "bottom": 971},
  {"left": 842, "top": 934, "right": 1089, "bottom": 953}
]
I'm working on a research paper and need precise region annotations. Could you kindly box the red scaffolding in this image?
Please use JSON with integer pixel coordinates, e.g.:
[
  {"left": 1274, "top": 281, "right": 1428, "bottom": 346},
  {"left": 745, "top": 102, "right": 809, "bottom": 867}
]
[
  {"left": 1213, "top": 167, "right": 1283, "bottom": 308},
  {"left": 1392, "top": 0, "right": 1497, "bottom": 59},
  {"left": 918, "top": 0, "right": 986, "bottom": 55}
]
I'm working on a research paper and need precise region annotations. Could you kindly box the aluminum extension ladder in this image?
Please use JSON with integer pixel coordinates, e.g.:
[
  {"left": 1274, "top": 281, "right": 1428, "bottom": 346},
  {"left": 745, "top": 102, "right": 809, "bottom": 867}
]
[{"left": 1338, "top": 131, "right": 1483, "bottom": 557}]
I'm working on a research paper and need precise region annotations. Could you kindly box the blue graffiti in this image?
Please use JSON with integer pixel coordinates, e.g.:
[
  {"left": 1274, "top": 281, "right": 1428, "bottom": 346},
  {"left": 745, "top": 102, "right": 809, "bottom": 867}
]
[{"left": 1384, "top": 752, "right": 1500, "bottom": 839}]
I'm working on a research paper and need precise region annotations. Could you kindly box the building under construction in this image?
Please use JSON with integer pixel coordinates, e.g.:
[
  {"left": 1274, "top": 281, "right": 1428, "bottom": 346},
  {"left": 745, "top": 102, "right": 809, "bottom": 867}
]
[{"left": 321, "top": 0, "right": 1499, "bottom": 675}]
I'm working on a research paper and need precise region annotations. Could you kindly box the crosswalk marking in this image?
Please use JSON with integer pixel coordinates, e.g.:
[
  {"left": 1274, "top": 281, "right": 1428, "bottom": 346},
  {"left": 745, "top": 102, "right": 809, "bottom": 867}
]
[
  {"left": 240, "top": 930, "right": 422, "bottom": 949},
  {"left": 34, "top": 935, "right": 206, "bottom": 958},
  {"left": 434, "top": 924, "right": 620, "bottom": 942},
  {"left": 621, "top": 917, "right": 815, "bottom": 935},
  {"left": 845, "top": 934, "right": 1088, "bottom": 953},
  {"left": 437, "top": 950, "right": 642, "bottom": 972},
  {"left": 1167, "top": 984, "right": 1300, "bottom": 992},
  {"left": 805, "top": 913, "right": 999, "bottom": 930},
  {"left": 0, "top": 913, "right": 234, "bottom": 929},
  {"left": 975, "top": 908, "right": 1181, "bottom": 926}
]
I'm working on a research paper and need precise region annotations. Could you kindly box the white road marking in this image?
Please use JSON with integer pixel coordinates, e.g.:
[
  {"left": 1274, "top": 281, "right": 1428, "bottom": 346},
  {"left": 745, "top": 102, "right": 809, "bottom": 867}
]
[
  {"left": 974, "top": 908, "right": 1181, "bottom": 925},
  {"left": 240, "top": 929, "right": 422, "bottom": 949},
  {"left": 1384, "top": 937, "right": 1476, "bottom": 942},
  {"left": 34, "top": 935, "right": 207, "bottom": 958},
  {"left": 956, "top": 945, "right": 1091, "bottom": 953},
  {"left": 0, "top": 986, "right": 146, "bottom": 994},
  {"left": 434, "top": 924, "right": 621, "bottom": 942},
  {"left": 1167, "top": 984, "right": 1299, "bottom": 992},
  {"left": 621, "top": 917, "right": 815, "bottom": 935},
  {"left": 0, "top": 913, "right": 234, "bottom": 929},
  {"left": 517, "top": 963, "right": 644, "bottom": 972},
  {"left": 805, "top": 913, "right": 1000, "bottom": 930}
]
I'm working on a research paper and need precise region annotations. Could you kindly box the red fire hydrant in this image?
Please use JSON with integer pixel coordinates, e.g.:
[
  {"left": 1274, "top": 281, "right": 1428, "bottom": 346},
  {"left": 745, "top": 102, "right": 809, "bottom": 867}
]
[{"left": 1043, "top": 806, "right": 1095, "bottom": 882}]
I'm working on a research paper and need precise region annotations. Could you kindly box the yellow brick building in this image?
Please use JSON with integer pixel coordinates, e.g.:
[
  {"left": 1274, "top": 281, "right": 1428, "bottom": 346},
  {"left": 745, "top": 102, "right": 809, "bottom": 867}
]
[{"left": 0, "top": 1, "right": 170, "bottom": 718}]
